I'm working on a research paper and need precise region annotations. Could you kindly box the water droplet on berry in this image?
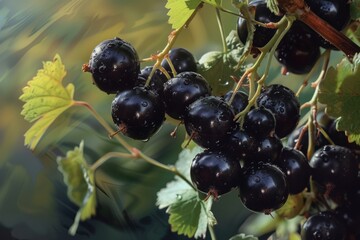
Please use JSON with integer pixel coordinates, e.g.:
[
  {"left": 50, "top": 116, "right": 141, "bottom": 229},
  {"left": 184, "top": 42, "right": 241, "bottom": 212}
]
[{"left": 141, "top": 101, "right": 148, "bottom": 107}]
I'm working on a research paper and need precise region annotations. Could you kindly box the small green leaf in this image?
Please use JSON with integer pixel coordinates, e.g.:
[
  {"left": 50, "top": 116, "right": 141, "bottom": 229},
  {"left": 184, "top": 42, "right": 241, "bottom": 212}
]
[
  {"left": 198, "top": 30, "right": 246, "bottom": 95},
  {"left": 19, "top": 54, "right": 75, "bottom": 150},
  {"left": 201, "top": 0, "right": 221, "bottom": 7},
  {"left": 318, "top": 55, "right": 360, "bottom": 135},
  {"left": 350, "top": 0, "right": 360, "bottom": 20},
  {"left": 348, "top": 133, "right": 360, "bottom": 145},
  {"left": 229, "top": 233, "right": 259, "bottom": 240},
  {"left": 166, "top": 0, "right": 201, "bottom": 29},
  {"left": 57, "top": 141, "right": 96, "bottom": 235},
  {"left": 157, "top": 146, "right": 216, "bottom": 239}
]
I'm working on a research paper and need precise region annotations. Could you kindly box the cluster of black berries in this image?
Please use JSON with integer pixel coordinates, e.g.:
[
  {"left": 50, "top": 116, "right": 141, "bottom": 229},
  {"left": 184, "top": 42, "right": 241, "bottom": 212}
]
[
  {"left": 83, "top": 37, "right": 199, "bottom": 141},
  {"left": 237, "top": 0, "right": 350, "bottom": 74},
  {"left": 189, "top": 83, "right": 306, "bottom": 214},
  {"left": 287, "top": 113, "right": 360, "bottom": 239}
]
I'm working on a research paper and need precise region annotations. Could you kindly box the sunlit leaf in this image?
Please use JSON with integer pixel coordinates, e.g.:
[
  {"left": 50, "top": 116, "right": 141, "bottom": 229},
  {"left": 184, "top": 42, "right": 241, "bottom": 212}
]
[
  {"left": 156, "top": 146, "right": 216, "bottom": 239},
  {"left": 19, "top": 54, "right": 75, "bottom": 150},
  {"left": 166, "top": 0, "right": 201, "bottom": 29},
  {"left": 318, "top": 55, "right": 360, "bottom": 138},
  {"left": 57, "top": 141, "right": 96, "bottom": 235}
]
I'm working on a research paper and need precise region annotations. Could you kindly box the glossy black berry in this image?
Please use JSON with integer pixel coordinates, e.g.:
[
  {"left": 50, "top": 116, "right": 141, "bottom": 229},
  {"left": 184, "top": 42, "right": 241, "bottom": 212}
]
[
  {"left": 135, "top": 74, "right": 164, "bottom": 99},
  {"left": 140, "top": 66, "right": 168, "bottom": 82},
  {"left": 245, "top": 135, "right": 283, "bottom": 165},
  {"left": 237, "top": 0, "right": 282, "bottom": 48},
  {"left": 304, "top": 0, "right": 350, "bottom": 49},
  {"left": 163, "top": 71, "right": 211, "bottom": 120},
  {"left": 238, "top": 163, "right": 288, "bottom": 213},
  {"left": 274, "top": 21, "right": 321, "bottom": 74},
  {"left": 257, "top": 84, "right": 300, "bottom": 138},
  {"left": 274, "top": 147, "right": 311, "bottom": 194},
  {"left": 184, "top": 96, "right": 237, "bottom": 149},
  {"left": 161, "top": 48, "right": 197, "bottom": 76},
  {"left": 223, "top": 90, "right": 249, "bottom": 114},
  {"left": 224, "top": 129, "right": 257, "bottom": 161},
  {"left": 243, "top": 107, "right": 276, "bottom": 138},
  {"left": 190, "top": 149, "right": 241, "bottom": 197},
  {"left": 301, "top": 211, "right": 346, "bottom": 240},
  {"left": 111, "top": 87, "right": 165, "bottom": 140},
  {"left": 87, "top": 38, "right": 140, "bottom": 94},
  {"left": 310, "top": 145, "right": 359, "bottom": 190}
]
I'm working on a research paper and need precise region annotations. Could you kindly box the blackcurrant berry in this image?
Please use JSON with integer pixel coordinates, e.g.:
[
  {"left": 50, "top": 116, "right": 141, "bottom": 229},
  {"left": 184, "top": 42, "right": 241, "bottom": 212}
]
[
  {"left": 163, "top": 71, "right": 211, "bottom": 120},
  {"left": 237, "top": 0, "right": 282, "bottom": 48},
  {"left": 223, "top": 90, "right": 249, "bottom": 114},
  {"left": 140, "top": 66, "right": 168, "bottom": 82},
  {"left": 304, "top": 0, "right": 350, "bottom": 49},
  {"left": 274, "top": 21, "right": 321, "bottom": 74},
  {"left": 135, "top": 74, "right": 164, "bottom": 99},
  {"left": 245, "top": 135, "right": 283, "bottom": 165},
  {"left": 238, "top": 163, "right": 288, "bottom": 213},
  {"left": 184, "top": 96, "right": 237, "bottom": 149},
  {"left": 310, "top": 145, "right": 359, "bottom": 190},
  {"left": 190, "top": 149, "right": 242, "bottom": 197},
  {"left": 274, "top": 147, "right": 311, "bottom": 194},
  {"left": 301, "top": 211, "right": 346, "bottom": 240},
  {"left": 257, "top": 84, "right": 300, "bottom": 138},
  {"left": 243, "top": 107, "right": 276, "bottom": 138},
  {"left": 86, "top": 37, "right": 140, "bottom": 94},
  {"left": 224, "top": 129, "right": 257, "bottom": 161},
  {"left": 111, "top": 87, "right": 165, "bottom": 140},
  {"left": 161, "top": 48, "right": 197, "bottom": 76}
]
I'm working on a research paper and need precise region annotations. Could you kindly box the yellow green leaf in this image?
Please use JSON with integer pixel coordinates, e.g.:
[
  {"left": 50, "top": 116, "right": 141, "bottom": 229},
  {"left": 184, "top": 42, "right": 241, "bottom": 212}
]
[
  {"left": 57, "top": 141, "right": 96, "bottom": 235},
  {"left": 166, "top": 0, "right": 201, "bottom": 29},
  {"left": 19, "top": 54, "right": 75, "bottom": 149}
]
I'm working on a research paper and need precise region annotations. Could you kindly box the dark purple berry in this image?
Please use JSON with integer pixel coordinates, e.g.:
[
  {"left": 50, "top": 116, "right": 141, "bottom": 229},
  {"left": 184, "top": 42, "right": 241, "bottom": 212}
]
[
  {"left": 190, "top": 150, "right": 241, "bottom": 197},
  {"left": 87, "top": 38, "right": 140, "bottom": 94},
  {"left": 243, "top": 107, "right": 276, "bottom": 138},
  {"left": 275, "top": 21, "right": 321, "bottom": 74},
  {"left": 301, "top": 211, "right": 346, "bottom": 240},
  {"left": 310, "top": 145, "right": 359, "bottom": 190},
  {"left": 163, "top": 71, "right": 211, "bottom": 120},
  {"left": 245, "top": 135, "right": 283, "bottom": 164},
  {"left": 257, "top": 84, "right": 300, "bottom": 138},
  {"left": 111, "top": 87, "right": 165, "bottom": 140},
  {"left": 184, "top": 96, "right": 237, "bottom": 149},
  {"left": 223, "top": 90, "right": 249, "bottom": 114},
  {"left": 237, "top": 0, "right": 282, "bottom": 48},
  {"left": 224, "top": 129, "right": 257, "bottom": 161},
  {"left": 238, "top": 163, "right": 288, "bottom": 213},
  {"left": 274, "top": 147, "right": 311, "bottom": 194},
  {"left": 161, "top": 48, "right": 197, "bottom": 76}
]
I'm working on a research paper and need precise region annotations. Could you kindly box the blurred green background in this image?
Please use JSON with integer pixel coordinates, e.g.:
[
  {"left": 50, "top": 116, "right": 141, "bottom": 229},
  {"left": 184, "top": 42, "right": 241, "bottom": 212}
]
[{"left": 0, "top": 0, "right": 335, "bottom": 239}]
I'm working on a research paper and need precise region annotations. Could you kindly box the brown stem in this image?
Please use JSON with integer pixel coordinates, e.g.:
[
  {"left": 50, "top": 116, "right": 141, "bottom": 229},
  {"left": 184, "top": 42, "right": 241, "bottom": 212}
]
[{"left": 299, "top": 10, "right": 360, "bottom": 59}]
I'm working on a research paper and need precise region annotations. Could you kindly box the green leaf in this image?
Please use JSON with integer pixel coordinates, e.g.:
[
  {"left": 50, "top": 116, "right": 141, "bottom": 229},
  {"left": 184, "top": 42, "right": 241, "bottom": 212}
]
[
  {"left": 201, "top": 0, "right": 221, "bottom": 7},
  {"left": 156, "top": 146, "right": 216, "bottom": 239},
  {"left": 318, "top": 55, "right": 360, "bottom": 136},
  {"left": 19, "top": 54, "right": 75, "bottom": 150},
  {"left": 348, "top": 133, "right": 360, "bottom": 145},
  {"left": 57, "top": 141, "right": 96, "bottom": 236},
  {"left": 165, "top": 0, "right": 201, "bottom": 29},
  {"left": 229, "top": 233, "right": 259, "bottom": 240},
  {"left": 350, "top": 0, "right": 360, "bottom": 20},
  {"left": 198, "top": 30, "right": 246, "bottom": 95}
]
